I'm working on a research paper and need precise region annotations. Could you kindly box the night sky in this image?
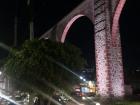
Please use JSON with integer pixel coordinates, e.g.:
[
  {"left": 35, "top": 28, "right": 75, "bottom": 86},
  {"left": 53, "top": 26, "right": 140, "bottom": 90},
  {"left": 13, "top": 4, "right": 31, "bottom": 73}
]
[
  {"left": 120, "top": 0, "right": 140, "bottom": 71},
  {"left": 0, "top": 0, "right": 140, "bottom": 72}
]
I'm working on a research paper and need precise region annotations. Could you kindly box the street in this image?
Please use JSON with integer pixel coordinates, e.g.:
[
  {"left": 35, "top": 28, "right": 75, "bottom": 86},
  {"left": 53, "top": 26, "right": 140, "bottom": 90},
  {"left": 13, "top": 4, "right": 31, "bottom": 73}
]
[{"left": 66, "top": 96, "right": 98, "bottom": 105}]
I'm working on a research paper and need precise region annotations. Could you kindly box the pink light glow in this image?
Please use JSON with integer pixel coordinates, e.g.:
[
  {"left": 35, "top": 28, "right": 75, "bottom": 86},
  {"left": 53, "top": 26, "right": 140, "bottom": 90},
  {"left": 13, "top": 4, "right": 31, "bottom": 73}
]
[
  {"left": 111, "top": 0, "right": 126, "bottom": 97},
  {"left": 95, "top": 30, "right": 110, "bottom": 97},
  {"left": 61, "top": 14, "right": 84, "bottom": 43},
  {"left": 112, "top": 0, "right": 126, "bottom": 45}
]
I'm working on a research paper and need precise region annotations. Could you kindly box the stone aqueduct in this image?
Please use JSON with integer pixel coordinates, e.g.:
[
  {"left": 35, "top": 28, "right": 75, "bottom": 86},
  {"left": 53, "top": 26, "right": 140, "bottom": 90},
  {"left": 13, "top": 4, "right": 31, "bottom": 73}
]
[{"left": 40, "top": 0, "right": 126, "bottom": 98}]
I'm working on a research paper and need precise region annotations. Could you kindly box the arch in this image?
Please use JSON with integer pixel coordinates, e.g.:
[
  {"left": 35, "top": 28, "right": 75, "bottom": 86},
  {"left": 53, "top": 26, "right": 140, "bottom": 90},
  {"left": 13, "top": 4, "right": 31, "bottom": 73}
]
[
  {"left": 110, "top": 0, "right": 126, "bottom": 97},
  {"left": 61, "top": 14, "right": 95, "bottom": 67},
  {"left": 61, "top": 14, "right": 86, "bottom": 43},
  {"left": 64, "top": 16, "right": 95, "bottom": 69},
  {"left": 112, "top": 0, "right": 126, "bottom": 45}
]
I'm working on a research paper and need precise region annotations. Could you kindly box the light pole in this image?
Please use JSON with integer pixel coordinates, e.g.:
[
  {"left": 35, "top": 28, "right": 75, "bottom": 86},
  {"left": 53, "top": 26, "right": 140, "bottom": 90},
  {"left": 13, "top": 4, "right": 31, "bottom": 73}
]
[{"left": 27, "top": 0, "right": 34, "bottom": 40}]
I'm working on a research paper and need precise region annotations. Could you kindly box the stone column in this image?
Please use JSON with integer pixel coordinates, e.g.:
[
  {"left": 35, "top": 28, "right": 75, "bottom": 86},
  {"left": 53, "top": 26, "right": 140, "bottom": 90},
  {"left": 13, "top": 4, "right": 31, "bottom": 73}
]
[
  {"left": 110, "top": 0, "right": 126, "bottom": 97},
  {"left": 94, "top": 0, "right": 111, "bottom": 97},
  {"left": 94, "top": 0, "right": 126, "bottom": 98}
]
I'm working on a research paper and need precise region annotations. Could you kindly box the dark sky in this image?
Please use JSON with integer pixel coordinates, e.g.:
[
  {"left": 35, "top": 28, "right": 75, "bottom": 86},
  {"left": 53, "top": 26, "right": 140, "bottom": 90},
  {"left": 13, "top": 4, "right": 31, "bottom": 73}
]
[
  {"left": 120, "top": 0, "right": 140, "bottom": 70},
  {"left": 65, "top": 16, "right": 95, "bottom": 68},
  {"left": 0, "top": 0, "right": 140, "bottom": 71}
]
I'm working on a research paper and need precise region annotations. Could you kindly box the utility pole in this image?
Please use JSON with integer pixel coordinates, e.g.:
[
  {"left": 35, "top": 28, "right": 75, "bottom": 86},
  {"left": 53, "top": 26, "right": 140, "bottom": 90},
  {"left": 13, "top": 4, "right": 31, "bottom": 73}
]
[
  {"left": 14, "top": 16, "right": 17, "bottom": 47},
  {"left": 27, "top": 0, "right": 34, "bottom": 40},
  {"left": 14, "top": 0, "right": 18, "bottom": 47}
]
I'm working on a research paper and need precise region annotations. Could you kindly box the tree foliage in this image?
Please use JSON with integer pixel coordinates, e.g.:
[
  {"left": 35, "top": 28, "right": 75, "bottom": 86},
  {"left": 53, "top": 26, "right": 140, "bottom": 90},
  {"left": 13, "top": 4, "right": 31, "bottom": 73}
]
[{"left": 5, "top": 39, "right": 86, "bottom": 93}]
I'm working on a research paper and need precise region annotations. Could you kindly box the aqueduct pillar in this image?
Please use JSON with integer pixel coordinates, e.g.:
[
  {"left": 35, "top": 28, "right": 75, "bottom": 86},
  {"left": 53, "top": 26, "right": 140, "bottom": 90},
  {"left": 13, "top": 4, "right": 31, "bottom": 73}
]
[{"left": 94, "top": 0, "right": 126, "bottom": 97}]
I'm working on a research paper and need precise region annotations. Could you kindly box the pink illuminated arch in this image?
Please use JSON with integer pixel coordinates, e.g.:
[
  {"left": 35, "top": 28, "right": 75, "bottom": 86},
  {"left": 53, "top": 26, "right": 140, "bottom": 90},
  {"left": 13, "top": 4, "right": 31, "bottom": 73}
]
[
  {"left": 110, "top": 0, "right": 126, "bottom": 97},
  {"left": 61, "top": 14, "right": 85, "bottom": 43},
  {"left": 112, "top": 0, "right": 126, "bottom": 45}
]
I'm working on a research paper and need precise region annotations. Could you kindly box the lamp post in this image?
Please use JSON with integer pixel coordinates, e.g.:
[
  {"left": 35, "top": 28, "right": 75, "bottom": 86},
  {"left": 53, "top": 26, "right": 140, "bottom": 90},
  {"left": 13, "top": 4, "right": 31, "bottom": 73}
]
[
  {"left": 27, "top": 0, "right": 34, "bottom": 40},
  {"left": 79, "top": 76, "right": 86, "bottom": 82}
]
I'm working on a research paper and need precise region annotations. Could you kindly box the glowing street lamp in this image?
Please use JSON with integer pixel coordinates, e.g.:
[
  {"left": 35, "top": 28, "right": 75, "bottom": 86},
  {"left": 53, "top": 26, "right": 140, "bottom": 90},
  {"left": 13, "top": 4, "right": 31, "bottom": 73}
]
[
  {"left": 95, "top": 102, "right": 100, "bottom": 105},
  {"left": 83, "top": 78, "right": 86, "bottom": 82},
  {"left": 0, "top": 71, "right": 2, "bottom": 75},
  {"left": 80, "top": 76, "right": 83, "bottom": 80},
  {"left": 79, "top": 76, "right": 86, "bottom": 82}
]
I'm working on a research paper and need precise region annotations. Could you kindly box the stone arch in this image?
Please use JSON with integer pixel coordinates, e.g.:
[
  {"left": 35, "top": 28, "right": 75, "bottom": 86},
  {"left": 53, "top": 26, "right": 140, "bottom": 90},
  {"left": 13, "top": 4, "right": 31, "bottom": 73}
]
[
  {"left": 112, "top": 0, "right": 126, "bottom": 45},
  {"left": 109, "top": 0, "right": 126, "bottom": 97},
  {"left": 60, "top": 14, "right": 95, "bottom": 68},
  {"left": 61, "top": 14, "right": 93, "bottom": 43},
  {"left": 63, "top": 15, "right": 95, "bottom": 69}
]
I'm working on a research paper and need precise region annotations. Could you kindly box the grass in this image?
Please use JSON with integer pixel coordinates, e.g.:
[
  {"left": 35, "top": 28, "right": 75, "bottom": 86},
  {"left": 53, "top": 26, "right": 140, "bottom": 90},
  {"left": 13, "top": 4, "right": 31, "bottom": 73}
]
[
  {"left": 95, "top": 95, "right": 140, "bottom": 105},
  {"left": 109, "top": 100, "right": 140, "bottom": 105}
]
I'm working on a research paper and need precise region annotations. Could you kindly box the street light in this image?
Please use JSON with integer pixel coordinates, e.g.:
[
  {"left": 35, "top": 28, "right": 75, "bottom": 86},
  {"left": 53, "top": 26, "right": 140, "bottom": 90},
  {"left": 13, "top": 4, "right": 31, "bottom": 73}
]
[
  {"left": 45, "top": 37, "right": 49, "bottom": 40},
  {"left": 79, "top": 76, "right": 86, "bottom": 82},
  {"left": 95, "top": 102, "right": 100, "bottom": 105},
  {"left": 80, "top": 76, "right": 83, "bottom": 80},
  {"left": 83, "top": 78, "right": 86, "bottom": 82},
  {"left": 0, "top": 71, "right": 2, "bottom": 75}
]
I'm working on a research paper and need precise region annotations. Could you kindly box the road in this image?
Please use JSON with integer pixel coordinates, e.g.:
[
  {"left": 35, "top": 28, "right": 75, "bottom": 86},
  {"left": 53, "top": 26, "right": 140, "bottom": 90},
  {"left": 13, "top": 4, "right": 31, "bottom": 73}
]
[{"left": 66, "top": 96, "right": 98, "bottom": 105}]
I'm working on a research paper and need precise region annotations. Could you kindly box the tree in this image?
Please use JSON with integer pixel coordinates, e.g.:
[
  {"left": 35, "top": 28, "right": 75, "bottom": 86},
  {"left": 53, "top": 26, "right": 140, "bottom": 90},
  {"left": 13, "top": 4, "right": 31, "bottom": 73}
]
[{"left": 5, "top": 39, "right": 86, "bottom": 104}]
